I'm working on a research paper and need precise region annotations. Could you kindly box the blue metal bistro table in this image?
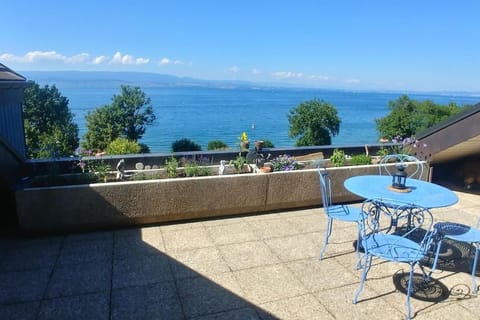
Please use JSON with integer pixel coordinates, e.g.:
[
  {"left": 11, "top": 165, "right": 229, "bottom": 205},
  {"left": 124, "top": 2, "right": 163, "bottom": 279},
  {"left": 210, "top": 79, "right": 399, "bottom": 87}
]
[{"left": 344, "top": 175, "right": 458, "bottom": 209}]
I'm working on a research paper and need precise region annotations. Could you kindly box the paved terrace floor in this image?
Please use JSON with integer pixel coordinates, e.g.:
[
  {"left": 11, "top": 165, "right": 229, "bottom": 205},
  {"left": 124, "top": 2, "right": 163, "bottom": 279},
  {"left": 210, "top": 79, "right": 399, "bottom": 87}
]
[{"left": 0, "top": 190, "right": 479, "bottom": 320}]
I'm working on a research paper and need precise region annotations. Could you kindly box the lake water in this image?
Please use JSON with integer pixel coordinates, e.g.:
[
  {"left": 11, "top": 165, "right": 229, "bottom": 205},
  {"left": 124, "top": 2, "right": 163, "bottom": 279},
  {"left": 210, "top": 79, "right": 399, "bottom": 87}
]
[{"left": 59, "top": 86, "right": 480, "bottom": 153}]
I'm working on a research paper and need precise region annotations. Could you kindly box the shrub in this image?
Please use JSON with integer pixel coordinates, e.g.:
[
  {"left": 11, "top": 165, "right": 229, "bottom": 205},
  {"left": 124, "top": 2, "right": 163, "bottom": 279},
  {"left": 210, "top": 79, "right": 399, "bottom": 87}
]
[
  {"left": 184, "top": 161, "right": 212, "bottom": 177},
  {"left": 165, "top": 157, "right": 179, "bottom": 178},
  {"left": 207, "top": 140, "right": 228, "bottom": 150},
  {"left": 270, "top": 154, "right": 299, "bottom": 171},
  {"left": 229, "top": 153, "right": 246, "bottom": 173},
  {"left": 260, "top": 139, "right": 275, "bottom": 148},
  {"left": 330, "top": 149, "right": 345, "bottom": 167},
  {"left": 172, "top": 138, "right": 202, "bottom": 152},
  {"left": 350, "top": 154, "right": 372, "bottom": 165},
  {"left": 106, "top": 138, "right": 142, "bottom": 155}
]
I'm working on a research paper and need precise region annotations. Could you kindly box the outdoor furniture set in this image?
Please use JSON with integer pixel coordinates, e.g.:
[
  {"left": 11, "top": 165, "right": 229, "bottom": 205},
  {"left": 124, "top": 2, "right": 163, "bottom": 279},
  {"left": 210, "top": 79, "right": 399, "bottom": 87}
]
[{"left": 317, "top": 154, "right": 480, "bottom": 320}]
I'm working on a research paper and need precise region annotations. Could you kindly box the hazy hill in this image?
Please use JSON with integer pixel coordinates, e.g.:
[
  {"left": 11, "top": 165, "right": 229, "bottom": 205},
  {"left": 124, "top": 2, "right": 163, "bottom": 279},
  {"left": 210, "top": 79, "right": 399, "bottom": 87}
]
[{"left": 20, "top": 71, "right": 267, "bottom": 89}]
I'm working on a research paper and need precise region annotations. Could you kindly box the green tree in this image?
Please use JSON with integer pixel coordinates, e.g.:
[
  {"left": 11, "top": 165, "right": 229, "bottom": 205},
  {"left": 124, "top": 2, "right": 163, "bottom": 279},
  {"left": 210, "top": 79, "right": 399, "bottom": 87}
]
[
  {"left": 23, "top": 81, "right": 79, "bottom": 158},
  {"left": 105, "top": 137, "right": 142, "bottom": 155},
  {"left": 375, "top": 95, "right": 466, "bottom": 139},
  {"left": 83, "top": 85, "right": 155, "bottom": 151},
  {"left": 172, "top": 138, "right": 202, "bottom": 152},
  {"left": 207, "top": 140, "right": 228, "bottom": 150},
  {"left": 288, "top": 98, "right": 341, "bottom": 146}
]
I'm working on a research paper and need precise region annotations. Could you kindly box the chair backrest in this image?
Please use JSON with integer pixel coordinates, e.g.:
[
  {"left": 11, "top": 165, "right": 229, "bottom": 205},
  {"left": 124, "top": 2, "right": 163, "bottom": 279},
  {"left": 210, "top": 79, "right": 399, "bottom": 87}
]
[
  {"left": 360, "top": 198, "right": 435, "bottom": 259},
  {"left": 378, "top": 154, "right": 424, "bottom": 180},
  {"left": 318, "top": 168, "right": 333, "bottom": 209}
]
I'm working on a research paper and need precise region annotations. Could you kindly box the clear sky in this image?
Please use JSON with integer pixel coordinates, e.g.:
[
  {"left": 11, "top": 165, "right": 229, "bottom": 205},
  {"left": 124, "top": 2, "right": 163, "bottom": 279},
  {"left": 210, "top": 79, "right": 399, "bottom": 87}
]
[{"left": 2, "top": 0, "right": 479, "bottom": 92}]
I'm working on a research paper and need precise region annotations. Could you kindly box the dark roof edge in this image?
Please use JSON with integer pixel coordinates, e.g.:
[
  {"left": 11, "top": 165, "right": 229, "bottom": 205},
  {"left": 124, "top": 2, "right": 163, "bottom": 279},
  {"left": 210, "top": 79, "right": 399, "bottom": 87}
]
[
  {"left": 0, "top": 63, "right": 27, "bottom": 82},
  {"left": 417, "top": 102, "right": 480, "bottom": 140}
]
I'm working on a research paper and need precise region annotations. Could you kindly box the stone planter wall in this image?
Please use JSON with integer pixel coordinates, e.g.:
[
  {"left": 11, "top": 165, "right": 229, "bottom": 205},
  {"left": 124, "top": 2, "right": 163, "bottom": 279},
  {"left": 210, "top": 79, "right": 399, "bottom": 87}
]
[{"left": 15, "top": 161, "right": 429, "bottom": 233}]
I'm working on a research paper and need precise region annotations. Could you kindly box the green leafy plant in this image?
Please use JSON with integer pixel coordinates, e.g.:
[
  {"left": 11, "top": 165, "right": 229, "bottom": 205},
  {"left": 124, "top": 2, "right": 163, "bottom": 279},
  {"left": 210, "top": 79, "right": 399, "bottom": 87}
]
[
  {"left": 270, "top": 154, "right": 299, "bottom": 171},
  {"left": 75, "top": 148, "right": 112, "bottom": 182},
  {"left": 184, "top": 161, "right": 212, "bottom": 177},
  {"left": 330, "top": 149, "right": 345, "bottom": 167},
  {"left": 95, "top": 160, "right": 112, "bottom": 183},
  {"left": 349, "top": 154, "right": 372, "bottom": 166},
  {"left": 229, "top": 153, "right": 246, "bottom": 173},
  {"left": 172, "top": 138, "right": 202, "bottom": 152},
  {"left": 207, "top": 140, "right": 228, "bottom": 150},
  {"left": 165, "top": 157, "right": 179, "bottom": 178},
  {"left": 106, "top": 137, "right": 142, "bottom": 155}
]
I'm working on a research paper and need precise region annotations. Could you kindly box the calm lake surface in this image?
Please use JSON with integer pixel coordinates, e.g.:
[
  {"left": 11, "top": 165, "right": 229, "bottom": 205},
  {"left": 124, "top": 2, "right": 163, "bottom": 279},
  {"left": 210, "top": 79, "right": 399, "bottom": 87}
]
[{"left": 59, "top": 86, "right": 479, "bottom": 153}]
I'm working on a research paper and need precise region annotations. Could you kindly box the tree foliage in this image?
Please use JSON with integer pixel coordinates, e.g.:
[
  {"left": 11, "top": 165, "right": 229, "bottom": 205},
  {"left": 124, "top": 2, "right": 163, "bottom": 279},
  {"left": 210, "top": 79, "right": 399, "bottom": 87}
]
[
  {"left": 288, "top": 98, "right": 341, "bottom": 146},
  {"left": 172, "top": 138, "right": 202, "bottom": 152},
  {"left": 207, "top": 140, "right": 228, "bottom": 150},
  {"left": 105, "top": 137, "right": 142, "bottom": 155},
  {"left": 375, "top": 95, "right": 467, "bottom": 139},
  {"left": 83, "top": 85, "right": 155, "bottom": 151},
  {"left": 23, "top": 81, "right": 79, "bottom": 159}
]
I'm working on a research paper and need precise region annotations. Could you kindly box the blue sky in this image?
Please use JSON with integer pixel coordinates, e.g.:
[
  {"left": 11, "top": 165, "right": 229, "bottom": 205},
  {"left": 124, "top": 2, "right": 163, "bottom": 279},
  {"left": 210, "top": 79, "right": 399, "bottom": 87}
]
[{"left": 2, "top": 0, "right": 479, "bottom": 92}]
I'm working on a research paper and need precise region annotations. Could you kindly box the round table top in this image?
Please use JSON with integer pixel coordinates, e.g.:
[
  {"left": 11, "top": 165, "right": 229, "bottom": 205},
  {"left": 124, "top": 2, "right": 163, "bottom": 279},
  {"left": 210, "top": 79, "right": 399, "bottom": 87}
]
[{"left": 344, "top": 175, "right": 458, "bottom": 208}]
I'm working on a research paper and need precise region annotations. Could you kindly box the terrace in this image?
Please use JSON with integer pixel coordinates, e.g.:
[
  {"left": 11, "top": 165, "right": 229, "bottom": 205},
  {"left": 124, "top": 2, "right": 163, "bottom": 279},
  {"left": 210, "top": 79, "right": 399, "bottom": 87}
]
[{"left": 0, "top": 189, "right": 478, "bottom": 319}]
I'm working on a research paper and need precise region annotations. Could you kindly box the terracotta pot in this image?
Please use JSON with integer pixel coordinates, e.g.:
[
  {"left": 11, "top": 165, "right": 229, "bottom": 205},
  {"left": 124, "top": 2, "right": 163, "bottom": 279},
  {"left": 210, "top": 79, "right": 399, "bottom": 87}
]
[{"left": 259, "top": 166, "right": 271, "bottom": 173}]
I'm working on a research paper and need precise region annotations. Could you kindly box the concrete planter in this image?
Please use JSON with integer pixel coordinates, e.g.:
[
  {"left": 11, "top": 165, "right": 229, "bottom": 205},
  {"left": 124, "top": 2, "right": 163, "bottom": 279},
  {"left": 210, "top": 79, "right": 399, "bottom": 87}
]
[{"left": 15, "top": 161, "right": 428, "bottom": 232}]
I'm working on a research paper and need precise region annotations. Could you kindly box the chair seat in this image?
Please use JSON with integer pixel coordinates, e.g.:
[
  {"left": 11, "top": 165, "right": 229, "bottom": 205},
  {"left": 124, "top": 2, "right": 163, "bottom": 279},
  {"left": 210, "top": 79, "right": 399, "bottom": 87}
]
[
  {"left": 435, "top": 222, "right": 480, "bottom": 243},
  {"left": 362, "top": 233, "right": 424, "bottom": 263},
  {"left": 327, "top": 205, "right": 364, "bottom": 222}
]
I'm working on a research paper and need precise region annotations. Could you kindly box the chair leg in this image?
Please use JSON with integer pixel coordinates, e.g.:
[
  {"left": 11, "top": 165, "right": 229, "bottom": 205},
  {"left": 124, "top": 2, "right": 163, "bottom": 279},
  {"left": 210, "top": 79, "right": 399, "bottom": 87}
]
[
  {"left": 319, "top": 218, "right": 333, "bottom": 260},
  {"left": 405, "top": 263, "right": 416, "bottom": 320},
  {"left": 471, "top": 245, "right": 479, "bottom": 294},
  {"left": 427, "top": 239, "right": 444, "bottom": 281},
  {"left": 353, "top": 254, "right": 372, "bottom": 304}
]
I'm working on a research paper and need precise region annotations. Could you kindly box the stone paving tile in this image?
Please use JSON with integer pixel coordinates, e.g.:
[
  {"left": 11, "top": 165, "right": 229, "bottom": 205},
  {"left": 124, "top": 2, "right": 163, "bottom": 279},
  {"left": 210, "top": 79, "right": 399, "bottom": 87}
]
[
  {"left": 190, "top": 307, "right": 263, "bottom": 320},
  {"left": 314, "top": 283, "right": 406, "bottom": 320},
  {"left": 45, "top": 261, "right": 111, "bottom": 299},
  {"left": 205, "top": 221, "right": 261, "bottom": 245},
  {"left": 37, "top": 292, "right": 109, "bottom": 320},
  {"left": 111, "top": 282, "right": 183, "bottom": 320},
  {"left": 0, "top": 268, "right": 51, "bottom": 304},
  {"left": 258, "top": 293, "right": 334, "bottom": 320},
  {"left": 177, "top": 272, "right": 249, "bottom": 318},
  {"left": 168, "top": 246, "right": 231, "bottom": 280},
  {"left": 162, "top": 226, "right": 215, "bottom": 252},
  {"left": 283, "top": 211, "right": 326, "bottom": 233},
  {"left": 63, "top": 230, "right": 113, "bottom": 243},
  {"left": 112, "top": 253, "right": 173, "bottom": 289},
  {"left": 264, "top": 232, "right": 320, "bottom": 262},
  {"left": 0, "top": 301, "right": 40, "bottom": 320},
  {"left": 217, "top": 241, "right": 280, "bottom": 271},
  {"left": 233, "top": 264, "right": 309, "bottom": 304},
  {"left": 247, "top": 218, "right": 302, "bottom": 239},
  {"left": 286, "top": 257, "right": 360, "bottom": 293},
  {"left": 57, "top": 238, "right": 113, "bottom": 266},
  {"left": 113, "top": 234, "right": 163, "bottom": 260},
  {"left": 0, "top": 238, "right": 61, "bottom": 272}
]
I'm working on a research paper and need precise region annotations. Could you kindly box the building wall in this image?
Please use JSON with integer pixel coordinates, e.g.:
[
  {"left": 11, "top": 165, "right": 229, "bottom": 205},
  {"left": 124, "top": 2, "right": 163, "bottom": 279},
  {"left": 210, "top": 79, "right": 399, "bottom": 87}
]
[{"left": 0, "top": 86, "right": 26, "bottom": 159}]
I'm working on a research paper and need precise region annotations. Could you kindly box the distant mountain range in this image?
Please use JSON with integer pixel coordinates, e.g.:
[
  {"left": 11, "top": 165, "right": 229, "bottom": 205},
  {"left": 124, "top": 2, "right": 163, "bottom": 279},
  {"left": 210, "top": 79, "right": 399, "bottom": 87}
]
[
  {"left": 17, "top": 70, "right": 480, "bottom": 97},
  {"left": 19, "top": 70, "right": 280, "bottom": 90}
]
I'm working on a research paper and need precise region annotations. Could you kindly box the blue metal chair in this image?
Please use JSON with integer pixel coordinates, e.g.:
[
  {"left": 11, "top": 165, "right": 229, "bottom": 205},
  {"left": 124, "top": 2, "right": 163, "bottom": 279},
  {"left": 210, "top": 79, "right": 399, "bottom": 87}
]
[
  {"left": 378, "top": 154, "right": 424, "bottom": 180},
  {"left": 431, "top": 218, "right": 480, "bottom": 294},
  {"left": 317, "top": 169, "right": 364, "bottom": 260},
  {"left": 353, "top": 198, "right": 435, "bottom": 320}
]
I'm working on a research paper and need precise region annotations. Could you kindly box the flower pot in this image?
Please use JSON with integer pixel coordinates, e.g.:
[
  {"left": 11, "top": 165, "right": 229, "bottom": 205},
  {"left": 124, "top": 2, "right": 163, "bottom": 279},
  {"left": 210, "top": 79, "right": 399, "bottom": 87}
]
[
  {"left": 259, "top": 166, "right": 271, "bottom": 173},
  {"left": 255, "top": 140, "right": 264, "bottom": 151}
]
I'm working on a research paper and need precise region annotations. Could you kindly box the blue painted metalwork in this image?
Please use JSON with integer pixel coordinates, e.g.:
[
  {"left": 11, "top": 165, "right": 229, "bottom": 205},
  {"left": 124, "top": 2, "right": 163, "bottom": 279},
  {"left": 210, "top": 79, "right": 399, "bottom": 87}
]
[
  {"left": 317, "top": 168, "right": 365, "bottom": 260},
  {"left": 353, "top": 199, "right": 435, "bottom": 320}
]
